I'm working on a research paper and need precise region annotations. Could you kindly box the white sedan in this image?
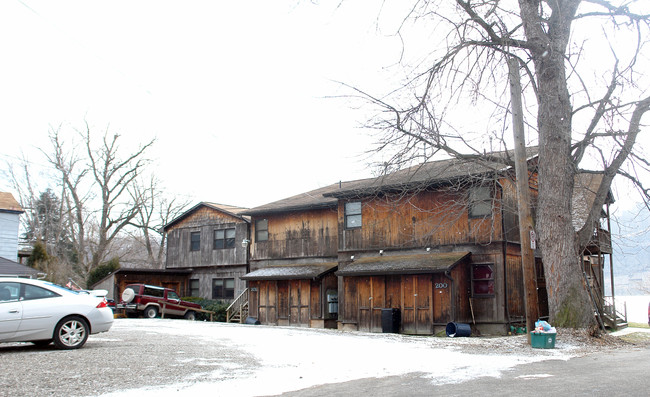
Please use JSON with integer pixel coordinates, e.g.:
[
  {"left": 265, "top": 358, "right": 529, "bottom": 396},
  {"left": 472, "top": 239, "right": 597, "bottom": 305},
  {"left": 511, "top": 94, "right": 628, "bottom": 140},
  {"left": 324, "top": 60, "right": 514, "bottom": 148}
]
[{"left": 0, "top": 277, "right": 114, "bottom": 349}]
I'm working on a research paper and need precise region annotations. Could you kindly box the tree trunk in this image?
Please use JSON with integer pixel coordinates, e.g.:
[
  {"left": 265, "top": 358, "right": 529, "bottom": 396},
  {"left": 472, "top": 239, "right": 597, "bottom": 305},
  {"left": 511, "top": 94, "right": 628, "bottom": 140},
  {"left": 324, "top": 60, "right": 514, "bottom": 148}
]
[{"left": 527, "top": 0, "right": 595, "bottom": 328}]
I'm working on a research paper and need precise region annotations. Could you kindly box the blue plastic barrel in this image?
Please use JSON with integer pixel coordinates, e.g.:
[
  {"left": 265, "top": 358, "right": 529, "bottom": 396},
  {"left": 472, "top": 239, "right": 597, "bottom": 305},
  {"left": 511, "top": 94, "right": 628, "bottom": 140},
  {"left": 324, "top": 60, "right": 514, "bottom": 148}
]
[{"left": 446, "top": 322, "right": 471, "bottom": 337}]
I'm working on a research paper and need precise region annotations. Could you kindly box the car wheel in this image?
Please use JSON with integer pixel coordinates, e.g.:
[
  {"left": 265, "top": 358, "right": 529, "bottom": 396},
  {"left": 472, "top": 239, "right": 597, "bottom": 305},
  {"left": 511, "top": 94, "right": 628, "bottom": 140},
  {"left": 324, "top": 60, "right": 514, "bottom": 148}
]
[
  {"left": 184, "top": 311, "right": 197, "bottom": 321},
  {"left": 53, "top": 316, "right": 89, "bottom": 349},
  {"left": 144, "top": 306, "right": 159, "bottom": 318},
  {"left": 31, "top": 339, "right": 53, "bottom": 347}
]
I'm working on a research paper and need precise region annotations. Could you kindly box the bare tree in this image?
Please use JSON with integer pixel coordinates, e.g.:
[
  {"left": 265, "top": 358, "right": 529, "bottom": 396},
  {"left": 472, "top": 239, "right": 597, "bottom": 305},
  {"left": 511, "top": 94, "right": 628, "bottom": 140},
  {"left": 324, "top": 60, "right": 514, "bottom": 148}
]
[
  {"left": 128, "top": 175, "right": 192, "bottom": 268},
  {"left": 353, "top": 1, "right": 650, "bottom": 328},
  {"left": 44, "top": 123, "right": 154, "bottom": 285}
]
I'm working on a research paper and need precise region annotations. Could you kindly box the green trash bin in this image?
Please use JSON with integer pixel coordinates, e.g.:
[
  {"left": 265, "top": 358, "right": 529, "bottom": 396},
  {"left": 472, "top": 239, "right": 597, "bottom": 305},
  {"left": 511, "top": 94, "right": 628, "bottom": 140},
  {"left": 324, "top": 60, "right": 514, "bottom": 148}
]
[{"left": 531, "top": 332, "right": 556, "bottom": 349}]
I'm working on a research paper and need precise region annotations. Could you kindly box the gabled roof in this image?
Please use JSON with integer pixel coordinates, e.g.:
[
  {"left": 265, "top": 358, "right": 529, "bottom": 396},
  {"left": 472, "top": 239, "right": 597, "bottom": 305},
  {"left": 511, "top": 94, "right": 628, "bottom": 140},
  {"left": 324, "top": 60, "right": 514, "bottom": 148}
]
[
  {"left": 0, "top": 192, "right": 24, "bottom": 214},
  {"left": 242, "top": 181, "right": 362, "bottom": 216},
  {"left": 325, "top": 148, "right": 539, "bottom": 199},
  {"left": 335, "top": 252, "right": 471, "bottom": 276},
  {"left": 163, "top": 202, "right": 250, "bottom": 231},
  {"left": 242, "top": 262, "right": 338, "bottom": 280},
  {"left": 0, "top": 256, "right": 40, "bottom": 277},
  {"left": 243, "top": 149, "right": 539, "bottom": 216}
]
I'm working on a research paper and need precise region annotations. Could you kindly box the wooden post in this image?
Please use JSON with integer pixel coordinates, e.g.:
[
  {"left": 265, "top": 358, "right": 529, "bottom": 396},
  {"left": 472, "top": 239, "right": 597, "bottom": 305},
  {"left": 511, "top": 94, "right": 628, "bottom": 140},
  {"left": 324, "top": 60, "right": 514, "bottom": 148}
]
[{"left": 508, "top": 57, "right": 540, "bottom": 343}]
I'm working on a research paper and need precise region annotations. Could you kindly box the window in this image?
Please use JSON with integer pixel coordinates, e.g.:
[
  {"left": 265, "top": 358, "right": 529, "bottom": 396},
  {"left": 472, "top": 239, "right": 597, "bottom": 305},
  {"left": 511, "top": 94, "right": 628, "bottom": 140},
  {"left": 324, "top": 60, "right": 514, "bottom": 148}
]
[
  {"left": 469, "top": 186, "right": 493, "bottom": 218},
  {"left": 167, "top": 291, "right": 180, "bottom": 301},
  {"left": 472, "top": 264, "right": 495, "bottom": 296},
  {"left": 255, "top": 219, "right": 268, "bottom": 242},
  {"left": 345, "top": 201, "right": 362, "bottom": 229},
  {"left": 189, "top": 279, "right": 200, "bottom": 297},
  {"left": 190, "top": 231, "right": 201, "bottom": 251},
  {"left": 22, "top": 284, "right": 59, "bottom": 301},
  {"left": 214, "top": 228, "right": 236, "bottom": 249},
  {"left": 212, "top": 278, "right": 235, "bottom": 300},
  {"left": 0, "top": 282, "right": 20, "bottom": 302},
  {"left": 143, "top": 286, "right": 165, "bottom": 298}
]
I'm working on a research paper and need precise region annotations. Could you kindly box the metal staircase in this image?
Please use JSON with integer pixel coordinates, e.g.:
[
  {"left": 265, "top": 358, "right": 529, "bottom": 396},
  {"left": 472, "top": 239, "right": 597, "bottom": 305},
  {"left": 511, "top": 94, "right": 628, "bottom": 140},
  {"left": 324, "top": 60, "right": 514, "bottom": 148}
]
[{"left": 226, "top": 288, "right": 249, "bottom": 323}]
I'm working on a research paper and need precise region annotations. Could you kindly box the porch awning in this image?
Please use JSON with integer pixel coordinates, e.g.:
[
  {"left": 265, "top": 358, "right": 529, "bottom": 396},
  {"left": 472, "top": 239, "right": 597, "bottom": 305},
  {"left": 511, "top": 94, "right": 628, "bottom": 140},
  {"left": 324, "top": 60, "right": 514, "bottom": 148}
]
[
  {"left": 335, "top": 252, "right": 470, "bottom": 277},
  {"left": 241, "top": 262, "right": 338, "bottom": 281}
]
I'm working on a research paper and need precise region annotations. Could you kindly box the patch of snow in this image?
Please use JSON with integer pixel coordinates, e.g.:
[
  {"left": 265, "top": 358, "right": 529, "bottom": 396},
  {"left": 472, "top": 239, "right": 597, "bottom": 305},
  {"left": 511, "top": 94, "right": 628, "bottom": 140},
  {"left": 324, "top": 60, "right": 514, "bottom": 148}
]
[{"left": 97, "top": 320, "right": 589, "bottom": 397}]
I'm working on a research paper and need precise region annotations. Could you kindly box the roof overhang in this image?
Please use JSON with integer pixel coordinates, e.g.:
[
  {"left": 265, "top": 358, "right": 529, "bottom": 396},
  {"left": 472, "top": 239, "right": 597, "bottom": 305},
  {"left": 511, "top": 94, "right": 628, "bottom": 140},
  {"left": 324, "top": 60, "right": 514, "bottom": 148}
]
[
  {"left": 336, "top": 252, "right": 470, "bottom": 277},
  {"left": 242, "top": 262, "right": 338, "bottom": 281}
]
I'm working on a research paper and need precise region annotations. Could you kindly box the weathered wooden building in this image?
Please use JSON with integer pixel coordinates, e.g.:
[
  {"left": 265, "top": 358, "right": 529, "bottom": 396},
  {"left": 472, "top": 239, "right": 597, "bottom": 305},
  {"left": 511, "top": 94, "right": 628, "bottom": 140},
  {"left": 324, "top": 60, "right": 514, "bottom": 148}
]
[
  {"left": 240, "top": 184, "right": 344, "bottom": 328},
  {"left": 239, "top": 150, "right": 617, "bottom": 334},
  {"left": 164, "top": 202, "right": 251, "bottom": 301}
]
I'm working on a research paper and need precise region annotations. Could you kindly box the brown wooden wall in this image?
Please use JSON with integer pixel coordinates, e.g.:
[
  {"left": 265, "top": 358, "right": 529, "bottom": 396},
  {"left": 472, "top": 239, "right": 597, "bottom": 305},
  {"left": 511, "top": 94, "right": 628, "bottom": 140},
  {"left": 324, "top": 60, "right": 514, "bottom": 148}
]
[
  {"left": 251, "top": 208, "right": 338, "bottom": 260},
  {"left": 113, "top": 273, "right": 190, "bottom": 301},
  {"left": 248, "top": 273, "right": 338, "bottom": 328},
  {"left": 339, "top": 262, "right": 470, "bottom": 335},
  {"left": 166, "top": 207, "right": 249, "bottom": 268},
  {"left": 338, "top": 188, "right": 504, "bottom": 252}
]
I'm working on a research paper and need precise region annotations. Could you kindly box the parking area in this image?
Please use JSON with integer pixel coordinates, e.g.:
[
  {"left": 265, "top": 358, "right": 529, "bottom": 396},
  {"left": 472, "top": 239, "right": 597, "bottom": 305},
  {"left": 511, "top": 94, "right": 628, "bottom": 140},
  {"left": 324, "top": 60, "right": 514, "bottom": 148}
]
[{"left": 0, "top": 318, "right": 629, "bottom": 397}]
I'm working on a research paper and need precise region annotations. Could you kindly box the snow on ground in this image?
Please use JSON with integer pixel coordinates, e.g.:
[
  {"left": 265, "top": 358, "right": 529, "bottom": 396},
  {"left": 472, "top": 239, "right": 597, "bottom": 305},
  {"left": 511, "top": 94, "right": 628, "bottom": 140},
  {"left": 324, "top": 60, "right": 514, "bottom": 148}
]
[
  {"left": 99, "top": 319, "right": 583, "bottom": 397},
  {"left": 615, "top": 295, "right": 650, "bottom": 323}
]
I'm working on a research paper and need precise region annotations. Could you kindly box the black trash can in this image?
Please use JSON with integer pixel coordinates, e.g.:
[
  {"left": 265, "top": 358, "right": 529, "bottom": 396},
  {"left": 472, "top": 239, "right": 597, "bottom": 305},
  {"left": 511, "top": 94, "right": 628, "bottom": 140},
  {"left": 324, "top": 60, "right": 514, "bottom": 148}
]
[
  {"left": 244, "top": 316, "right": 261, "bottom": 325},
  {"left": 381, "top": 308, "right": 401, "bottom": 333},
  {"left": 446, "top": 322, "right": 471, "bottom": 337}
]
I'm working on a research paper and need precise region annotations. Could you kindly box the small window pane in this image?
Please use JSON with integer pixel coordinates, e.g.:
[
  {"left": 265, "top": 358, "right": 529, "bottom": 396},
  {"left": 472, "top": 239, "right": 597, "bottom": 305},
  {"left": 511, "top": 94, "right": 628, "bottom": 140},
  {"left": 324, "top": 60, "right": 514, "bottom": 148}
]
[
  {"left": 189, "top": 279, "right": 200, "bottom": 297},
  {"left": 225, "top": 228, "right": 236, "bottom": 248},
  {"left": 190, "top": 232, "right": 201, "bottom": 251},
  {"left": 345, "top": 202, "right": 362, "bottom": 229},
  {"left": 469, "top": 187, "right": 492, "bottom": 218},
  {"left": 256, "top": 219, "right": 268, "bottom": 242}
]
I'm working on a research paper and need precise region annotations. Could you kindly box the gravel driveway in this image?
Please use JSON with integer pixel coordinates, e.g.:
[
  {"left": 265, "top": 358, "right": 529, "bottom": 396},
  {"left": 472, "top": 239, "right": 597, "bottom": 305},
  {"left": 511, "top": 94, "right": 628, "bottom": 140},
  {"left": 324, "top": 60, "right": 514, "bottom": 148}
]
[{"left": 0, "top": 318, "right": 636, "bottom": 397}]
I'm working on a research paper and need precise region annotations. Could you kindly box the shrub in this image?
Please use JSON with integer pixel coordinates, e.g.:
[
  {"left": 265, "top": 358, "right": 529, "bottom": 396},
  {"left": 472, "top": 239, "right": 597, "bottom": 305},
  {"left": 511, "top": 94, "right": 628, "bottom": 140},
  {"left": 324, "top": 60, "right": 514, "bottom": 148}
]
[{"left": 182, "top": 297, "right": 229, "bottom": 322}]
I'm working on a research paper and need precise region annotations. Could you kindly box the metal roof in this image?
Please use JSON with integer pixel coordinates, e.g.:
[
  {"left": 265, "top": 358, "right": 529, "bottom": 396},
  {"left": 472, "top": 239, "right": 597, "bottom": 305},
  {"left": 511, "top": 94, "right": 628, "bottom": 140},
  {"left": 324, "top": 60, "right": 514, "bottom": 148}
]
[
  {"left": 242, "top": 262, "right": 338, "bottom": 280},
  {"left": 335, "top": 252, "right": 471, "bottom": 276}
]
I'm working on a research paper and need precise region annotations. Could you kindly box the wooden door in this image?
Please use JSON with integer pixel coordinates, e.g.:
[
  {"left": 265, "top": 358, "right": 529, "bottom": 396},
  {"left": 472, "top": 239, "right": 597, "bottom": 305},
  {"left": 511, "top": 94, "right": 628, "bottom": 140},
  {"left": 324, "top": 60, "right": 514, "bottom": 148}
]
[
  {"left": 402, "top": 275, "right": 433, "bottom": 335},
  {"left": 288, "top": 279, "right": 310, "bottom": 326},
  {"left": 357, "top": 276, "right": 386, "bottom": 332},
  {"left": 357, "top": 278, "right": 371, "bottom": 332},
  {"left": 277, "top": 281, "right": 289, "bottom": 320},
  {"left": 370, "top": 276, "right": 385, "bottom": 333},
  {"left": 258, "top": 281, "right": 278, "bottom": 324},
  {"left": 257, "top": 282, "right": 267, "bottom": 323}
]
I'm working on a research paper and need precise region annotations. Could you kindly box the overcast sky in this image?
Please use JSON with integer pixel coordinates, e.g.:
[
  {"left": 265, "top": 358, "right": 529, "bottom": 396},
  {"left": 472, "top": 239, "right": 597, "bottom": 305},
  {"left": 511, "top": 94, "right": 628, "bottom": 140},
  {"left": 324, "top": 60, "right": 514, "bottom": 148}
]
[
  {"left": 0, "top": 0, "right": 419, "bottom": 208},
  {"left": 1, "top": 0, "right": 648, "bottom": 218}
]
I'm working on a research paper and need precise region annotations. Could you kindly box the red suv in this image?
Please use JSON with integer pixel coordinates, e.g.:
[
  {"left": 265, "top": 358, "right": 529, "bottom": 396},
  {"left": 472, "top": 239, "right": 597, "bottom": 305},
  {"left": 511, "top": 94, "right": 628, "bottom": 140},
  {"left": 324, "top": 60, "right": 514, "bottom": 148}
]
[{"left": 118, "top": 284, "right": 202, "bottom": 320}]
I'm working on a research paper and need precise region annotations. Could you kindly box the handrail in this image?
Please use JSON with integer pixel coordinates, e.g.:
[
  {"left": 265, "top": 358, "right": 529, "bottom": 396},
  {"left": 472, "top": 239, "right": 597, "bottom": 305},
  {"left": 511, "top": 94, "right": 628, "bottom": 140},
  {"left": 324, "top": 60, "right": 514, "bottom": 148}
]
[{"left": 226, "top": 288, "right": 249, "bottom": 323}]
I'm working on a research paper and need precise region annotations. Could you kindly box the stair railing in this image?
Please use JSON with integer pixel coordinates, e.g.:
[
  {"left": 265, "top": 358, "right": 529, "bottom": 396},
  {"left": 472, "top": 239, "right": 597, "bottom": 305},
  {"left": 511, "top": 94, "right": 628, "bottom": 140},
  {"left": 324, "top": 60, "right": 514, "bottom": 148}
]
[{"left": 226, "top": 288, "right": 249, "bottom": 323}]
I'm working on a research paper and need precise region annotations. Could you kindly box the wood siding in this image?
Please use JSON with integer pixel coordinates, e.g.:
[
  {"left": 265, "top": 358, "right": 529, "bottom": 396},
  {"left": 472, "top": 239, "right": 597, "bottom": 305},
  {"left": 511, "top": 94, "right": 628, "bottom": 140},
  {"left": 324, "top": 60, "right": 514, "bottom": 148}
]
[
  {"left": 248, "top": 273, "right": 337, "bottom": 328},
  {"left": 251, "top": 208, "right": 338, "bottom": 260},
  {"left": 338, "top": 188, "right": 504, "bottom": 252},
  {"left": 166, "top": 207, "right": 248, "bottom": 268},
  {"left": 340, "top": 259, "right": 469, "bottom": 335}
]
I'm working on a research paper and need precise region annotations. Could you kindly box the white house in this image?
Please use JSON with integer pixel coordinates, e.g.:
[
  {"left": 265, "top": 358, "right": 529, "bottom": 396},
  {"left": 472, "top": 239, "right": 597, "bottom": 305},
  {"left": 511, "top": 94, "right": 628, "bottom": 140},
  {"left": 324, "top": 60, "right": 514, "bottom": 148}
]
[{"left": 0, "top": 192, "right": 24, "bottom": 262}]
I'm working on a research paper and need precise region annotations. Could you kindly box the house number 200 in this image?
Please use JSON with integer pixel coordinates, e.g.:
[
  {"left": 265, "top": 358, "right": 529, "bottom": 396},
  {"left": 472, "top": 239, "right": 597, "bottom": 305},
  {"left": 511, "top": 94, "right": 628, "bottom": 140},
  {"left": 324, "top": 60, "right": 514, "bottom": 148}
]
[{"left": 435, "top": 283, "right": 448, "bottom": 289}]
